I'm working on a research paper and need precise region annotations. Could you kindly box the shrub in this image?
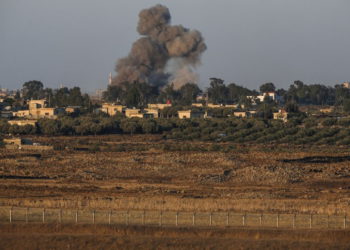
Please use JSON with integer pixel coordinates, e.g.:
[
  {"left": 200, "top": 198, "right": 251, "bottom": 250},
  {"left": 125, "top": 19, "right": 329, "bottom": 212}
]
[
  {"left": 322, "top": 118, "right": 337, "bottom": 127},
  {"left": 0, "top": 119, "right": 10, "bottom": 134},
  {"left": 120, "top": 119, "right": 141, "bottom": 134},
  {"left": 37, "top": 119, "right": 61, "bottom": 135},
  {"left": 140, "top": 119, "right": 158, "bottom": 134},
  {"left": 338, "top": 119, "right": 350, "bottom": 127}
]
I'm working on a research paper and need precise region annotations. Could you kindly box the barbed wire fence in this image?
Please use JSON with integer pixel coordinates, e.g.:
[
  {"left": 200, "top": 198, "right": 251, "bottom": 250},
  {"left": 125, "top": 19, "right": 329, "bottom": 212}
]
[{"left": 0, "top": 206, "right": 348, "bottom": 230}]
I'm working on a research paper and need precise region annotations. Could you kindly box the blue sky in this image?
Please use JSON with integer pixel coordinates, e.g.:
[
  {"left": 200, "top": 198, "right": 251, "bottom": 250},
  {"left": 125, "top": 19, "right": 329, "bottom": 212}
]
[{"left": 1, "top": 0, "right": 350, "bottom": 92}]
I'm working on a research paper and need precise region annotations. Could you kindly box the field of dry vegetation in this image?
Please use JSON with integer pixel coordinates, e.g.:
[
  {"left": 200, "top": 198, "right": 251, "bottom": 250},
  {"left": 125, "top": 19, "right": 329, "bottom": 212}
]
[
  {"left": 1, "top": 224, "right": 350, "bottom": 250},
  {"left": 0, "top": 134, "right": 350, "bottom": 216}
]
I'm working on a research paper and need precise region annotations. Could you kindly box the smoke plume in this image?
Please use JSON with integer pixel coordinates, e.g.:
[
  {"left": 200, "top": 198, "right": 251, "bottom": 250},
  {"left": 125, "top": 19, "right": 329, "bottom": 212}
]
[{"left": 112, "top": 4, "right": 206, "bottom": 89}]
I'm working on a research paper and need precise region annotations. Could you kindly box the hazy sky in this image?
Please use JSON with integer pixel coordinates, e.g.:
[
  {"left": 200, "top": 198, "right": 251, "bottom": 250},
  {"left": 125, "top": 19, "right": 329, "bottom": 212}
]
[{"left": 1, "top": 0, "right": 350, "bottom": 92}]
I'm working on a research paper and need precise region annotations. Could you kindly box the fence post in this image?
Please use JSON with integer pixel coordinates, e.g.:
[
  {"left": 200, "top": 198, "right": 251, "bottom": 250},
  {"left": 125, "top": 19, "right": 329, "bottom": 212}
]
[
  {"left": 344, "top": 215, "right": 346, "bottom": 229},
  {"left": 59, "top": 209, "right": 62, "bottom": 224},
  {"left": 142, "top": 210, "right": 145, "bottom": 225},
  {"left": 276, "top": 214, "right": 279, "bottom": 228},
  {"left": 92, "top": 210, "right": 95, "bottom": 224},
  {"left": 176, "top": 212, "right": 178, "bottom": 226},
  {"left": 209, "top": 212, "right": 212, "bottom": 226},
  {"left": 9, "top": 207, "right": 12, "bottom": 223},
  {"left": 327, "top": 215, "right": 329, "bottom": 229},
  {"left": 75, "top": 210, "right": 78, "bottom": 224},
  {"left": 26, "top": 208, "right": 28, "bottom": 223},
  {"left": 293, "top": 214, "right": 296, "bottom": 229},
  {"left": 226, "top": 212, "right": 229, "bottom": 226},
  {"left": 42, "top": 209, "right": 45, "bottom": 223},
  {"left": 159, "top": 211, "right": 163, "bottom": 227},
  {"left": 242, "top": 214, "right": 246, "bottom": 227},
  {"left": 192, "top": 212, "right": 195, "bottom": 226},
  {"left": 126, "top": 210, "right": 129, "bottom": 226},
  {"left": 108, "top": 211, "right": 111, "bottom": 225},
  {"left": 309, "top": 214, "right": 312, "bottom": 229},
  {"left": 260, "top": 214, "right": 262, "bottom": 226}
]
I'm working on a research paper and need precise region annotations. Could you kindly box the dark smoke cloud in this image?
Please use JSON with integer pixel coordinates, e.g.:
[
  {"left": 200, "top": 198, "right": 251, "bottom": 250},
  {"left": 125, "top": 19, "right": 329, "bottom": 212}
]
[{"left": 112, "top": 4, "right": 206, "bottom": 89}]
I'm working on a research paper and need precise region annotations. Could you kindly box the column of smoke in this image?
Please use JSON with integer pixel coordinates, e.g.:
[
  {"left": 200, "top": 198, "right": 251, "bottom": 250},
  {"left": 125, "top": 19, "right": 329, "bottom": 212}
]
[{"left": 112, "top": 4, "right": 206, "bottom": 89}]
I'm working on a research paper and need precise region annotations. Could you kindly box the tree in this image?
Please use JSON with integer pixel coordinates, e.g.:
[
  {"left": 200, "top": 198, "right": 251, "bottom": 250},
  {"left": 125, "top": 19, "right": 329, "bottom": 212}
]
[
  {"left": 49, "top": 87, "right": 91, "bottom": 108},
  {"left": 227, "top": 83, "right": 255, "bottom": 104},
  {"left": 120, "top": 82, "right": 158, "bottom": 107},
  {"left": 21, "top": 124, "right": 37, "bottom": 134},
  {"left": 257, "top": 103, "right": 274, "bottom": 119},
  {"left": 68, "top": 87, "right": 85, "bottom": 106},
  {"left": 207, "top": 78, "right": 228, "bottom": 104},
  {"left": 0, "top": 119, "right": 10, "bottom": 134},
  {"left": 178, "top": 83, "right": 201, "bottom": 105},
  {"left": 120, "top": 119, "right": 140, "bottom": 135},
  {"left": 157, "top": 83, "right": 180, "bottom": 104},
  {"left": 37, "top": 119, "right": 60, "bottom": 135},
  {"left": 22, "top": 80, "right": 44, "bottom": 100},
  {"left": 140, "top": 119, "right": 158, "bottom": 133},
  {"left": 124, "top": 83, "right": 142, "bottom": 107},
  {"left": 286, "top": 81, "right": 335, "bottom": 105},
  {"left": 103, "top": 85, "right": 124, "bottom": 102},
  {"left": 2, "top": 98, "right": 15, "bottom": 106},
  {"left": 335, "top": 85, "right": 350, "bottom": 106},
  {"left": 343, "top": 99, "right": 350, "bottom": 113},
  {"left": 284, "top": 101, "right": 299, "bottom": 113},
  {"left": 160, "top": 107, "right": 179, "bottom": 118},
  {"left": 259, "top": 82, "right": 276, "bottom": 93},
  {"left": 59, "top": 116, "right": 76, "bottom": 135}
]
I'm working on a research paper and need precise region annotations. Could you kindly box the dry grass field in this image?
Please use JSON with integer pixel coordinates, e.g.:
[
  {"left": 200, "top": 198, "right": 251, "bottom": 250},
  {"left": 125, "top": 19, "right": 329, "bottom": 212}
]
[
  {"left": 0, "top": 134, "right": 350, "bottom": 216},
  {"left": 1, "top": 224, "right": 350, "bottom": 250}
]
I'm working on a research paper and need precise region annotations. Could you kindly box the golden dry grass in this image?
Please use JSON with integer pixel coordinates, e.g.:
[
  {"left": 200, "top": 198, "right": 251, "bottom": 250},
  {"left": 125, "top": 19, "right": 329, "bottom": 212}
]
[
  {"left": 1, "top": 224, "right": 350, "bottom": 250},
  {"left": 1, "top": 135, "right": 350, "bottom": 215}
]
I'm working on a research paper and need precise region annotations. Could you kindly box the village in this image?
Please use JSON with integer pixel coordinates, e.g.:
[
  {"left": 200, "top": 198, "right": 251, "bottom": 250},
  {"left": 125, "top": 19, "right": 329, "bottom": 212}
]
[{"left": 1, "top": 86, "right": 342, "bottom": 125}]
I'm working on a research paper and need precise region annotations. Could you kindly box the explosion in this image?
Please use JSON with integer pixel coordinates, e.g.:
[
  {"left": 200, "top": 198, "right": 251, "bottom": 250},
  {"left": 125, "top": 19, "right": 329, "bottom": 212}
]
[{"left": 112, "top": 4, "right": 206, "bottom": 89}]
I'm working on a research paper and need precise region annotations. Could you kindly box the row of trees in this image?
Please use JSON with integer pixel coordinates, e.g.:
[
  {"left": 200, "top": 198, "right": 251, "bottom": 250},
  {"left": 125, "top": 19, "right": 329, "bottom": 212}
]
[
  {"left": 102, "top": 79, "right": 350, "bottom": 110},
  {"left": 1, "top": 114, "right": 350, "bottom": 145},
  {"left": 12, "top": 79, "right": 350, "bottom": 112},
  {"left": 103, "top": 82, "right": 202, "bottom": 107},
  {"left": 20, "top": 81, "right": 91, "bottom": 108}
]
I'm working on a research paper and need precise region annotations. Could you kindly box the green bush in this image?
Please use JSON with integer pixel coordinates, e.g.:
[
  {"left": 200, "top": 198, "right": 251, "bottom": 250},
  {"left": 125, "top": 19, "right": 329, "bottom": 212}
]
[{"left": 321, "top": 118, "right": 337, "bottom": 127}]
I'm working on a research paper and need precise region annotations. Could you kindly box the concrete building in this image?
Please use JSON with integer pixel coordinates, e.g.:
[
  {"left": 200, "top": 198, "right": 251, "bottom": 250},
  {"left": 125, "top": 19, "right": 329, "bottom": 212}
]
[
  {"left": 225, "top": 104, "right": 239, "bottom": 109},
  {"left": 248, "top": 110, "right": 258, "bottom": 117},
  {"left": 13, "top": 110, "right": 30, "bottom": 117},
  {"left": 28, "top": 100, "right": 46, "bottom": 110},
  {"left": 65, "top": 106, "right": 81, "bottom": 114},
  {"left": 319, "top": 107, "right": 334, "bottom": 113},
  {"left": 247, "top": 92, "right": 278, "bottom": 104},
  {"left": 127, "top": 113, "right": 144, "bottom": 118},
  {"left": 12, "top": 99, "right": 62, "bottom": 119},
  {"left": 147, "top": 103, "right": 171, "bottom": 110},
  {"left": 8, "top": 120, "right": 37, "bottom": 126},
  {"left": 207, "top": 103, "right": 222, "bottom": 108},
  {"left": 125, "top": 108, "right": 141, "bottom": 118},
  {"left": 273, "top": 109, "right": 289, "bottom": 122},
  {"left": 144, "top": 108, "right": 159, "bottom": 118},
  {"left": 342, "top": 82, "right": 350, "bottom": 88},
  {"left": 4, "top": 137, "right": 53, "bottom": 150},
  {"left": 192, "top": 103, "right": 203, "bottom": 107},
  {"left": 30, "top": 107, "right": 61, "bottom": 119},
  {"left": 124, "top": 108, "right": 158, "bottom": 119},
  {"left": 178, "top": 110, "right": 205, "bottom": 119},
  {"left": 233, "top": 111, "right": 249, "bottom": 118},
  {"left": 101, "top": 103, "right": 125, "bottom": 116}
]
